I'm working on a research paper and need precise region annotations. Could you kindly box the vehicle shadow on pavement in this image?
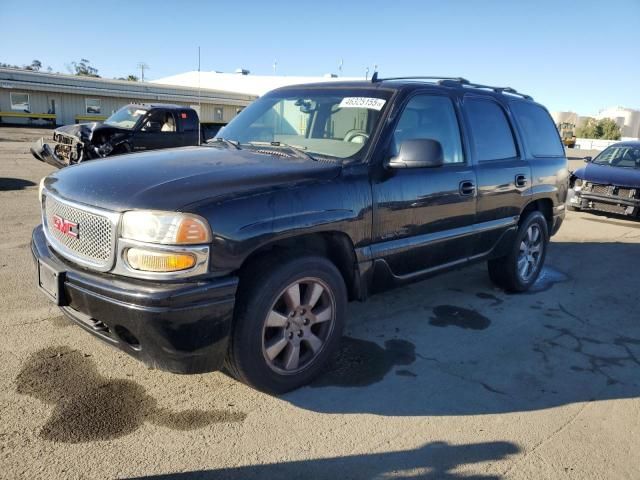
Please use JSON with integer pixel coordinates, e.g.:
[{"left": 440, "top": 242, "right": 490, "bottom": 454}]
[
  {"left": 0, "top": 177, "right": 36, "bottom": 191},
  {"left": 127, "top": 440, "right": 520, "bottom": 479},
  {"left": 283, "top": 241, "right": 640, "bottom": 417}
]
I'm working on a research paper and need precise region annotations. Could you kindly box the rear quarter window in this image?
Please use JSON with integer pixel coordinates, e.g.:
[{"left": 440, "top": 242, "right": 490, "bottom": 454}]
[{"left": 510, "top": 102, "right": 564, "bottom": 157}]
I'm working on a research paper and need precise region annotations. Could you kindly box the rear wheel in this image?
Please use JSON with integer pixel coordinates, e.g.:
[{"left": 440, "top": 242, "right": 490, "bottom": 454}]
[
  {"left": 226, "top": 254, "right": 346, "bottom": 394},
  {"left": 488, "top": 211, "right": 549, "bottom": 292}
]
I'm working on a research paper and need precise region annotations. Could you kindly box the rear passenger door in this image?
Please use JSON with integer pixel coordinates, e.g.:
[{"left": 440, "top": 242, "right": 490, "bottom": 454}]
[{"left": 462, "top": 96, "right": 531, "bottom": 257}]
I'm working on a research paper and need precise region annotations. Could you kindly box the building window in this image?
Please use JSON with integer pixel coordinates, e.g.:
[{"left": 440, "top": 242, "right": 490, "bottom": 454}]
[
  {"left": 214, "top": 107, "right": 224, "bottom": 122},
  {"left": 85, "top": 98, "right": 101, "bottom": 114},
  {"left": 10, "top": 92, "right": 30, "bottom": 112}
]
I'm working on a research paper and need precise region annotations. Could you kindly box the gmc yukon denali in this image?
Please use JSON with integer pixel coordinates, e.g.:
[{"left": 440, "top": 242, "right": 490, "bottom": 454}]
[{"left": 32, "top": 77, "right": 568, "bottom": 393}]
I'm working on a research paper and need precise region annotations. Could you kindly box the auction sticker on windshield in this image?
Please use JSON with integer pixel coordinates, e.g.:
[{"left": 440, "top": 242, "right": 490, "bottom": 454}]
[{"left": 339, "top": 97, "right": 386, "bottom": 110}]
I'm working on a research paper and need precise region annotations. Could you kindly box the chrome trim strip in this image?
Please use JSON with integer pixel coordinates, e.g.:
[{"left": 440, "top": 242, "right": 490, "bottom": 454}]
[
  {"left": 112, "top": 238, "right": 210, "bottom": 280},
  {"left": 41, "top": 190, "right": 121, "bottom": 272},
  {"left": 368, "top": 216, "right": 518, "bottom": 260}
]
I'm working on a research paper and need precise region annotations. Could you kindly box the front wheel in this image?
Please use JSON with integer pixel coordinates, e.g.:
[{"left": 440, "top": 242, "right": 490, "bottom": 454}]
[
  {"left": 226, "top": 254, "right": 347, "bottom": 394},
  {"left": 488, "top": 211, "right": 549, "bottom": 292}
]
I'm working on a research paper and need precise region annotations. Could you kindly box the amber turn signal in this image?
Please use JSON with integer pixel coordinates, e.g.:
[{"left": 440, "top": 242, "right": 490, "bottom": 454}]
[{"left": 126, "top": 248, "right": 196, "bottom": 272}]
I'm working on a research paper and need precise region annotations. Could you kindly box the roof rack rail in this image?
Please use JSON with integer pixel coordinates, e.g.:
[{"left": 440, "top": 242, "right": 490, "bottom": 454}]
[
  {"left": 371, "top": 74, "right": 470, "bottom": 84},
  {"left": 371, "top": 74, "right": 533, "bottom": 100},
  {"left": 439, "top": 79, "right": 533, "bottom": 100}
]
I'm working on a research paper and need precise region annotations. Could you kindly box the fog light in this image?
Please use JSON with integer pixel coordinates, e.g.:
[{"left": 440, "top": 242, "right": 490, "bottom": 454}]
[{"left": 126, "top": 248, "right": 196, "bottom": 272}]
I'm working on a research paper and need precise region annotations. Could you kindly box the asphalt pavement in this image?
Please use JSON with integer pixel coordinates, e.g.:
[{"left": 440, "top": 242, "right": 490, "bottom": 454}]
[{"left": 0, "top": 127, "right": 638, "bottom": 479}]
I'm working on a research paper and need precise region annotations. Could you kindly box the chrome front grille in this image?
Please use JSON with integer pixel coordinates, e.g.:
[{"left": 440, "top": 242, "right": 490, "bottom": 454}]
[{"left": 43, "top": 194, "right": 119, "bottom": 271}]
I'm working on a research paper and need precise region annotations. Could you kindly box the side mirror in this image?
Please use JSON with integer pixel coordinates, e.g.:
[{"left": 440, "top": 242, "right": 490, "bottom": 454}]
[
  {"left": 583, "top": 156, "right": 592, "bottom": 163},
  {"left": 387, "top": 139, "right": 444, "bottom": 169},
  {"left": 143, "top": 121, "right": 162, "bottom": 132}
]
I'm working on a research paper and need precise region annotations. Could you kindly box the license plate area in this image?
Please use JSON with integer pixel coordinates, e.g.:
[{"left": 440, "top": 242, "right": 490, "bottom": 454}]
[{"left": 38, "top": 260, "right": 65, "bottom": 305}]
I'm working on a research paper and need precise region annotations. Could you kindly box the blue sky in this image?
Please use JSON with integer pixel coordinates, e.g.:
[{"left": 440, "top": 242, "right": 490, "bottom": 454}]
[{"left": 2, "top": 0, "right": 638, "bottom": 114}]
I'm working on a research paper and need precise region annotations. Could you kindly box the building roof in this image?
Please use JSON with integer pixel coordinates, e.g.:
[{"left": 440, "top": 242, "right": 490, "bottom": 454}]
[
  {"left": 151, "top": 71, "right": 363, "bottom": 96},
  {"left": 0, "top": 68, "right": 255, "bottom": 106}
]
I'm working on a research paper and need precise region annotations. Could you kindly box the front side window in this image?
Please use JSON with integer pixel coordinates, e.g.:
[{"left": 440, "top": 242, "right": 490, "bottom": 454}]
[
  {"left": 85, "top": 98, "right": 101, "bottom": 114},
  {"left": 218, "top": 88, "right": 392, "bottom": 160},
  {"left": 593, "top": 145, "right": 640, "bottom": 169},
  {"left": 391, "top": 94, "right": 464, "bottom": 164},
  {"left": 465, "top": 98, "right": 517, "bottom": 161},
  {"left": 510, "top": 101, "right": 564, "bottom": 157},
  {"left": 10, "top": 92, "right": 30, "bottom": 112}
]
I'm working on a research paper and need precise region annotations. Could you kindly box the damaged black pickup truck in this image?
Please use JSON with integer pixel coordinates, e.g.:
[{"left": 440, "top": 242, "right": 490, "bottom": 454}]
[
  {"left": 32, "top": 77, "right": 567, "bottom": 393},
  {"left": 31, "top": 104, "right": 204, "bottom": 168}
]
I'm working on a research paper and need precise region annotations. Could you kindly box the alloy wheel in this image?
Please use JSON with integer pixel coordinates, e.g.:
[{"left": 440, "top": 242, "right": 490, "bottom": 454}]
[
  {"left": 261, "top": 277, "right": 336, "bottom": 375},
  {"left": 517, "top": 224, "right": 543, "bottom": 282}
]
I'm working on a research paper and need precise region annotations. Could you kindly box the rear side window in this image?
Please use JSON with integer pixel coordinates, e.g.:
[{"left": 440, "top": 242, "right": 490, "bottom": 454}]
[
  {"left": 510, "top": 102, "right": 564, "bottom": 157},
  {"left": 464, "top": 98, "right": 517, "bottom": 161},
  {"left": 180, "top": 110, "right": 199, "bottom": 132}
]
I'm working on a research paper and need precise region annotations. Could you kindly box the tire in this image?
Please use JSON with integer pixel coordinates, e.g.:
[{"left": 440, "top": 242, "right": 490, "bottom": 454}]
[
  {"left": 225, "top": 254, "right": 347, "bottom": 394},
  {"left": 488, "top": 211, "right": 549, "bottom": 292}
]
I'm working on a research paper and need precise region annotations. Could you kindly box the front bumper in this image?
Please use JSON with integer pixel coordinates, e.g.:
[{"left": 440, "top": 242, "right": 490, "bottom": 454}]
[
  {"left": 569, "top": 189, "right": 640, "bottom": 216},
  {"left": 31, "top": 224, "right": 238, "bottom": 374},
  {"left": 30, "top": 137, "right": 67, "bottom": 169}
]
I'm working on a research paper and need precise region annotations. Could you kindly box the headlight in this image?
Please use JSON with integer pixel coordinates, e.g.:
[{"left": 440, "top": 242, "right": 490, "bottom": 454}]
[
  {"left": 573, "top": 178, "right": 583, "bottom": 190},
  {"left": 126, "top": 248, "right": 196, "bottom": 272},
  {"left": 38, "top": 177, "right": 46, "bottom": 202},
  {"left": 121, "top": 211, "right": 211, "bottom": 245}
]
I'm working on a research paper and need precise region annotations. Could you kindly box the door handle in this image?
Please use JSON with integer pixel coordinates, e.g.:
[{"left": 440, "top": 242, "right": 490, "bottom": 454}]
[
  {"left": 515, "top": 174, "right": 528, "bottom": 188},
  {"left": 459, "top": 180, "right": 475, "bottom": 196}
]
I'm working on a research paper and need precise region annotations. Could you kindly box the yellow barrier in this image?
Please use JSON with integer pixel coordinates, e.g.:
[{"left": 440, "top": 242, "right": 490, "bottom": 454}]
[
  {"left": 0, "top": 111, "right": 56, "bottom": 119},
  {"left": 75, "top": 115, "right": 107, "bottom": 123}
]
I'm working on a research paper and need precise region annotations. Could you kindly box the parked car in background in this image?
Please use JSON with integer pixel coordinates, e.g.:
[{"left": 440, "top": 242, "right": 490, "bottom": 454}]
[
  {"left": 31, "top": 104, "right": 206, "bottom": 168},
  {"left": 32, "top": 76, "right": 567, "bottom": 393},
  {"left": 568, "top": 141, "right": 640, "bottom": 217}
]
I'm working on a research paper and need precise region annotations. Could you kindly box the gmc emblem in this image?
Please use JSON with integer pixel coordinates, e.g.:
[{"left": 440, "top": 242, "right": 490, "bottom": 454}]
[{"left": 52, "top": 214, "right": 79, "bottom": 238}]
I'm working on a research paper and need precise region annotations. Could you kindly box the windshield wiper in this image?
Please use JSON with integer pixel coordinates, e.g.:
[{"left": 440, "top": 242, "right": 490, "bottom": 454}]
[
  {"left": 208, "top": 137, "right": 241, "bottom": 150},
  {"left": 247, "top": 141, "right": 316, "bottom": 161}
]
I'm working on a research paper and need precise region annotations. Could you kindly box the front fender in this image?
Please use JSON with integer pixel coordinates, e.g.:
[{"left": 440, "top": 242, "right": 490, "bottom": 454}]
[{"left": 193, "top": 174, "right": 372, "bottom": 275}]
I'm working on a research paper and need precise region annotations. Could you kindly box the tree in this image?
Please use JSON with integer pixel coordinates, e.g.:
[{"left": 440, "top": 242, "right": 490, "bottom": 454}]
[
  {"left": 117, "top": 74, "right": 139, "bottom": 81},
  {"left": 69, "top": 58, "right": 100, "bottom": 77},
  {"left": 598, "top": 118, "right": 622, "bottom": 140},
  {"left": 576, "top": 118, "right": 621, "bottom": 140},
  {"left": 29, "top": 59, "right": 42, "bottom": 71}
]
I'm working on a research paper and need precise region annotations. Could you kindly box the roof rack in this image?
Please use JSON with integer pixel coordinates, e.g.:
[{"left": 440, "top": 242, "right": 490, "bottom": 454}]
[
  {"left": 371, "top": 74, "right": 470, "bottom": 84},
  {"left": 371, "top": 74, "right": 533, "bottom": 100}
]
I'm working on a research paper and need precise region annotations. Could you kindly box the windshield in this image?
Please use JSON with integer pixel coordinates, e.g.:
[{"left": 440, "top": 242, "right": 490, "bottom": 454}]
[
  {"left": 104, "top": 105, "right": 148, "bottom": 129},
  {"left": 217, "top": 88, "right": 392, "bottom": 160},
  {"left": 592, "top": 145, "right": 640, "bottom": 169}
]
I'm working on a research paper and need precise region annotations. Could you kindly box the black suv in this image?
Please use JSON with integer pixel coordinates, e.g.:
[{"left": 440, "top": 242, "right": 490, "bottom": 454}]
[{"left": 32, "top": 77, "right": 568, "bottom": 393}]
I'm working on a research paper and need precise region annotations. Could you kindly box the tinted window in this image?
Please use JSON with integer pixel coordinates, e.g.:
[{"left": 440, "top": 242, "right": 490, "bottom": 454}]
[
  {"left": 511, "top": 102, "right": 564, "bottom": 157},
  {"left": 180, "top": 111, "right": 199, "bottom": 132},
  {"left": 465, "top": 98, "right": 517, "bottom": 161},
  {"left": 392, "top": 95, "right": 464, "bottom": 164}
]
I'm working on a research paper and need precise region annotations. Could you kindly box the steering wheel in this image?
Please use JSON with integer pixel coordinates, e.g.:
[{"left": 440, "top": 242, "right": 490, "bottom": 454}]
[{"left": 343, "top": 129, "right": 369, "bottom": 143}]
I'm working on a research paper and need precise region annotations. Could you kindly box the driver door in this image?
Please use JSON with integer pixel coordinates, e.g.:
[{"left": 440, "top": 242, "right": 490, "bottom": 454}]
[
  {"left": 371, "top": 93, "right": 477, "bottom": 277},
  {"left": 134, "top": 111, "right": 178, "bottom": 151}
]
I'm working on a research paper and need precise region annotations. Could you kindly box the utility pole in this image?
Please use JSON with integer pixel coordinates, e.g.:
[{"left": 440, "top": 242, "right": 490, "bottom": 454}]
[
  {"left": 273, "top": 60, "right": 277, "bottom": 74},
  {"left": 338, "top": 59, "right": 343, "bottom": 75},
  {"left": 137, "top": 62, "right": 149, "bottom": 82}
]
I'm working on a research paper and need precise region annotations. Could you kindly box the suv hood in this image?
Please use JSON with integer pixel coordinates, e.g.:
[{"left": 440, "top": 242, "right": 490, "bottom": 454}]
[
  {"left": 43, "top": 146, "right": 342, "bottom": 211},
  {"left": 574, "top": 163, "right": 640, "bottom": 188}
]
